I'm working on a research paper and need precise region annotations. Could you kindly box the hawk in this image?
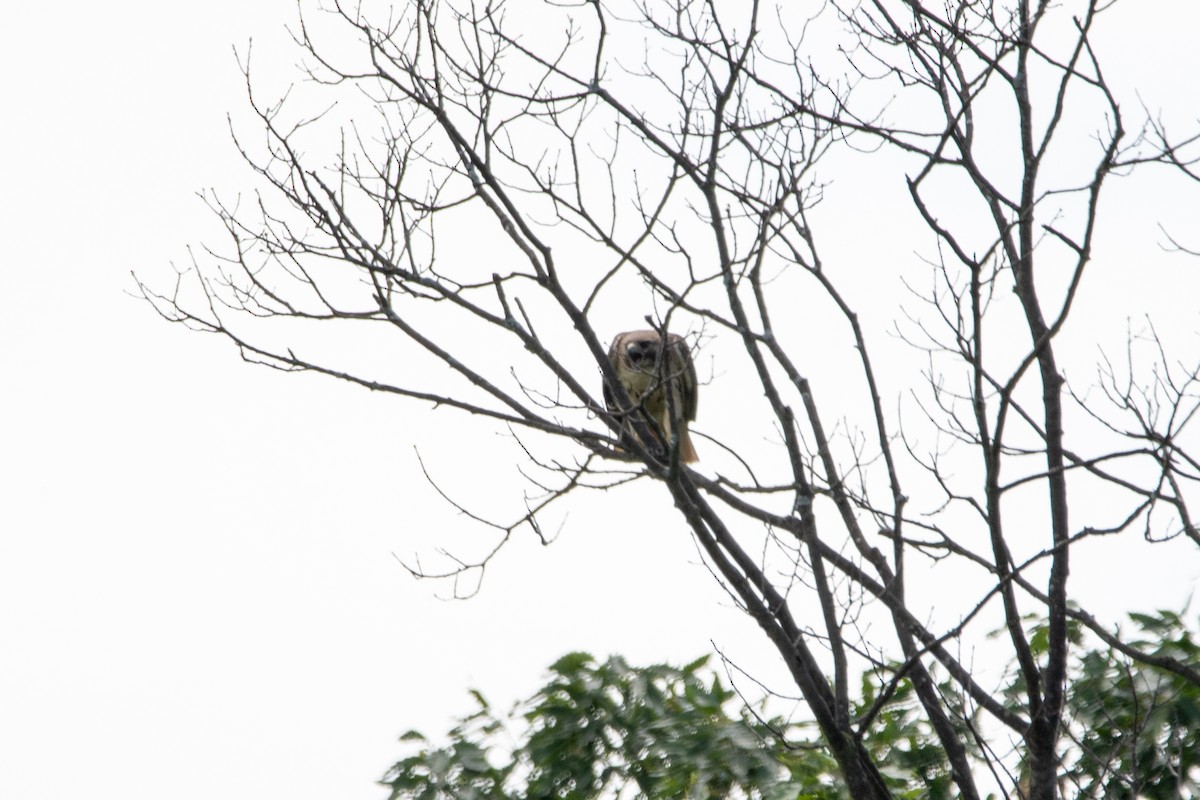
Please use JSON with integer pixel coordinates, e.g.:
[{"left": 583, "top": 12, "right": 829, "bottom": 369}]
[{"left": 604, "top": 330, "right": 699, "bottom": 463}]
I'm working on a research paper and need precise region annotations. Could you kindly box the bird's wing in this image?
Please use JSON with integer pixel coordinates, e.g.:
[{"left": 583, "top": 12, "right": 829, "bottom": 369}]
[
  {"left": 604, "top": 333, "right": 629, "bottom": 413},
  {"left": 669, "top": 334, "right": 699, "bottom": 422}
]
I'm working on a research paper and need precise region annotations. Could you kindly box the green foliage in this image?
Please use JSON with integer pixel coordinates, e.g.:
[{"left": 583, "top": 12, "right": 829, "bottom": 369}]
[
  {"left": 382, "top": 652, "right": 944, "bottom": 800},
  {"left": 382, "top": 610, "right": 1199, "bottom": 800},
  {"left": 1062, "top": 610, "right": 1200, "bottom": 799},
  {"left": 382, "top": 653, "right": 811, "bottom": 799},
  {"left": 852, "top": 673, "right": 961, "bottom": 800},
  {"left": 521, "top": 653, "right": 782, "bottom": 799},
  {"left": 383, "top": 701, "right": 510, "bottom": 800},
  {"left": 993, "top": 608, "right": 1200, "bottom": 799}
]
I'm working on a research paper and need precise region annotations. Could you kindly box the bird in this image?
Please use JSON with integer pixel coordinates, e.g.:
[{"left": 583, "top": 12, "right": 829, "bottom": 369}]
[{"left": 604, "top": 329, "right": 699, "bottom": 463}]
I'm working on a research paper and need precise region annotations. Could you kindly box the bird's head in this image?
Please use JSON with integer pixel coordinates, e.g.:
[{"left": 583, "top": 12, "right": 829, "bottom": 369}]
[{"left": 626, "top": 337, "right": 660, "bottom": 369}]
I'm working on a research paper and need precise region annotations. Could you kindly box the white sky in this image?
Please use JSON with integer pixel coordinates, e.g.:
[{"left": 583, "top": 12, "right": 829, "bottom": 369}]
[{"left": 2, "top": 3, "right": 1199, "bottom": 800}]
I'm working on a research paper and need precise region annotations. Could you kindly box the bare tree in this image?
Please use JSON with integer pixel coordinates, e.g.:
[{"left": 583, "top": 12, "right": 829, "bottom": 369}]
[{"left": 140, "top": 1, "right": 1200, "bottom": 798}]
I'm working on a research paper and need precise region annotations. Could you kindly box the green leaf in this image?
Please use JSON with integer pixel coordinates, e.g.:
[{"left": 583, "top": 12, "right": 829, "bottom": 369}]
[{"left": 550, "top": 652, "right": 596, "bottom": 674}]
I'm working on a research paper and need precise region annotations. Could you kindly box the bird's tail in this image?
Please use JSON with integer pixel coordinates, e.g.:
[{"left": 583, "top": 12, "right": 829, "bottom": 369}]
[{"left": 676, "top": 421, "right": 699, "bottom": 463}]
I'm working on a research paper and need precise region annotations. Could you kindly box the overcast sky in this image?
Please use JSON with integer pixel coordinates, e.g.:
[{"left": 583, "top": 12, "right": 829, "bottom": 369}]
[{"left": 3, "top": 3, "right": 1199, "bottom": 800}]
